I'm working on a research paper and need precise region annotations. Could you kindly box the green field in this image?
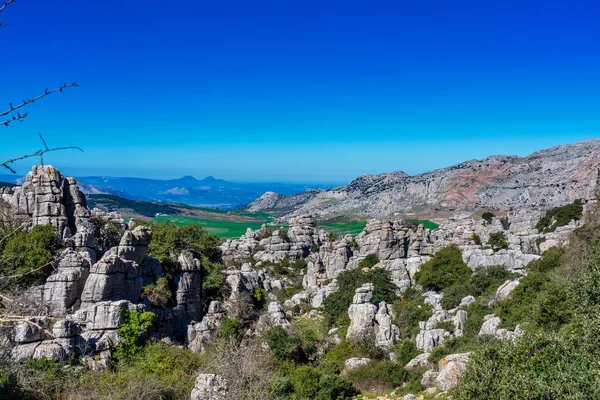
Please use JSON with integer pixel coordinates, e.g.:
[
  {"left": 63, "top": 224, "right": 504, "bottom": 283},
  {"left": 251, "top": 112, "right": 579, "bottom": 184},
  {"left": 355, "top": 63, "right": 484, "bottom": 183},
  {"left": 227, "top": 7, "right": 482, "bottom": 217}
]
[
  {"left": 318, "top": 220, "right": 368, "bottom": 235},
  {"left": 405, "top": 219, "right": 440, "bottom": 230},
  {"left": 153, "top": 215, "right": 268, "bottom": 238},
  {"left": 152, "top": 213, "right": 439, "bottom": 240}
]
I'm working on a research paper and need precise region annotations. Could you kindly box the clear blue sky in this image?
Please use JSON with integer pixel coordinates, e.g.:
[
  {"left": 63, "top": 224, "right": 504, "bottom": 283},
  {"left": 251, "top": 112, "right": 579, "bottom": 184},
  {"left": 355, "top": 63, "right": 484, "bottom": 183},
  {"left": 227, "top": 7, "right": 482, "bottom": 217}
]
[{"left": 2, "top": 0, "right": 599, "bottom": 183}]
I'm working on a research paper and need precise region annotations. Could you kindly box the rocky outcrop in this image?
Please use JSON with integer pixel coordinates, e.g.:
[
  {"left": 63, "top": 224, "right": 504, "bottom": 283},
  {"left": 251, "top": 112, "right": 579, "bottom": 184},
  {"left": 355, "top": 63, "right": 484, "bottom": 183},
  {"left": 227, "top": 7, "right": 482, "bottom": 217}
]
[
  {"left": 436, "top": 353, "right": 471, "bottom": 391},
  {"left": 1, "top": 165, "right": 94, "bottom": 244},
  {"left": 247, "top": 139, "right": 600, "bottom": 218},
  {"left": 187, "top": 301, "right": 224, "bottom": 353},
  {"left": 343, "top": 357, "right": 371, "bottom": 372},
  {"left": 190, "top": 373, "right": 228, "bottom": 400},
  {"left": 346, "top": 284, "right": 399, "bottom": 349}
]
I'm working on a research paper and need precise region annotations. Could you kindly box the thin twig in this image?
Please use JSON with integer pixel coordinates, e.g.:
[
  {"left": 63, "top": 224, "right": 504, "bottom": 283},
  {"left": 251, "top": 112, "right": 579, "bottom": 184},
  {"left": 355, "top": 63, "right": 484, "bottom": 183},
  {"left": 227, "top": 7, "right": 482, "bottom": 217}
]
[
  {"left": 0, "top": 222, "right": 27, "bottom": 245},
  {"left": 0, "top": 0, "right": 16, "bottom": 15},
  {"left": 0, "top": 133, "right": 83, "bottom": 173},
  {"left": 0, "top": 259, "right": 56, "bottom": 280},
  {"left": 0, "top": 83, "right": 80, "bottom": 126}
]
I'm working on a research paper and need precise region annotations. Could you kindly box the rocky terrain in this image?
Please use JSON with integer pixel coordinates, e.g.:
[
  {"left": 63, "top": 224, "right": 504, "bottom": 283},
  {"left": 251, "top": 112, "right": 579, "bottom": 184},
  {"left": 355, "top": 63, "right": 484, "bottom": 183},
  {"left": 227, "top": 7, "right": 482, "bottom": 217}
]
[
  {"left": 247, "top": 139, "right": 600, "bottom": 218},
  {"left": 0, "top": 164, "right": 594, "bottom": 399}
]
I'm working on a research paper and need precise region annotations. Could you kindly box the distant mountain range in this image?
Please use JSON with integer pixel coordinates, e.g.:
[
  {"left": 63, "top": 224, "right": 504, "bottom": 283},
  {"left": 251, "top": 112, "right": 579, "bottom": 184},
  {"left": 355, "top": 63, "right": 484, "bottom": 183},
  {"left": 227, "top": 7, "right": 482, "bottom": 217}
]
[
  {"left": 247, "top": 139, "right": 600, "bottom": 218},
  {"left": 0, "top": 173, "right": 332, "bottom": 210}
]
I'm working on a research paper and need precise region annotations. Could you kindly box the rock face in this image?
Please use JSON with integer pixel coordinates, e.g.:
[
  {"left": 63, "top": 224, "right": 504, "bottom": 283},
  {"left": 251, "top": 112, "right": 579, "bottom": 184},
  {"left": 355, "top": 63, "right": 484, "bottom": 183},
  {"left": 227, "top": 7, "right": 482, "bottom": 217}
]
[
  {"left": 188, "top": 301, "right": 224, "bottom": 353},
  {"left": 190, "top": 374, "right": 228, "bottom": 400},
  {"left": 0, "top": 165, "right": 94, "bottom": 243},
  {"left": 436, "top": 353, "right": 471, "bottom": 391},
  {"left": 80, "top": 226, "right": 154, "bottom": 308},
  {"left": 246, "top": 139, "right": 600, "bottom": 218},
  {"left": 346, "top": 284, "right": 399, "bottom": 349}
]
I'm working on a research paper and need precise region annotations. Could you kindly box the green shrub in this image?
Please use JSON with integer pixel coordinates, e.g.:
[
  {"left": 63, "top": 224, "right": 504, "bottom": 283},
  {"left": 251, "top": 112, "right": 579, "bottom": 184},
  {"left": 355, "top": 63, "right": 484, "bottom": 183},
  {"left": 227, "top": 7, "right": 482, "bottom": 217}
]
[
  {"left": 535, "top": 199, "right": 583, "bottom": 233},
  {"left": 141, "top": 277, "right": 172, "bottom": 308},
  {"left": 219, "top": 317, "right": 240, "bottom": 339},
  {"left": 346, "top": 359, "right": 407, "bottom": 394},
  {"left": 452, "top": 330, "right": 600, "bottom": 400},
  {"left": 252, "top": 287, "right": 269, "bottom": 310},
  {"left": 436, "top": 320, "right": 455, "bottom": 333},
  {"left": 394, "top": 340, "right": 420, "bottom": 366},
  {"left": 0, "top": 224, "right": 60, "bottom": 285},
  {"left": 90, "top": 216, "right": 124, "bottom": 251},
  {"left": 323, "top": 339, "right": 385, "bottom": 371},
  {"left": 323, "top": 268, "right": 397, "bottom": 326},
  {"left": 527, "top": 246, "right": 564, "bottom": 273},
  {"left": 392, "top": 287, "right": 433, "bottom": 339},
  {"left": 147, "top": 221, "right": 221, "bottom": 278},
  {"left": 482, "top": 212, "right": 495, "bottom": 224},
  {"left": 441, "top": 265, "right": 517, "bottom": 309},
  {"left": 311, "top": 243, "right": 319, "bottom": 253},
  {"left": 264, "top": 326, "right": 315, "bottom": 363},
  {"left": 327, "top": 232, "right": 338, "bottom": 242},
  {"left": 462, "top": 302, "right": 493, "bottom": 338},
  {"left": 487, "top": 232, "right": 509, "bottom": 250},
  {"left": 470, "top": 233, "right": 482, "bottom": 245},
  {"left": 114, "top": 310, "right": 157, "bottom": 361},
  {"left": 358, "top": 253, "right": 380, "bottom": 268},
  {"left": 275, "top": 365, "right": 358, "bottom": 400},
  {"left": 414, "top": 245, "right": 472, "bottom": 291}
]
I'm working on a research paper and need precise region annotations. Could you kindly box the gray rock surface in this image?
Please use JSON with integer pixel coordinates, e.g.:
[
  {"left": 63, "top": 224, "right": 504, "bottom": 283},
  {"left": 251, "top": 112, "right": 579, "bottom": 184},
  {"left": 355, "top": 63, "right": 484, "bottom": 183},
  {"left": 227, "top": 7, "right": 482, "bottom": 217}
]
[{"left": 190, "top": 373, "right": 229, "bottom": 400}]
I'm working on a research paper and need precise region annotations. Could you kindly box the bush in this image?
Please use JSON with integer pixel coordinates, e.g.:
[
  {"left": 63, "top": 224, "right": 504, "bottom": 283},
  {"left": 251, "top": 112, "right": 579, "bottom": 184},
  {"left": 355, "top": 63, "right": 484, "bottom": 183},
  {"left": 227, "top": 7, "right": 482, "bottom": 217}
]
[
  {"left": 0, "top": 224, "right": 61, "bottom": 285},
  {"left": 345, "top": 360, "right": 407, "bottom": 394},
  {"left": 452, "top": 330, "right": 600, "bottom": 400},
  {"left": 147, "top": 221, "right": 221, "bottom": 278},
  {"left": 470, "top": 233, "right": 481, "bottom": 245},
  {"left": 264, "top": 326, "right": 318, "bottom": 364},
  {"left": 441, "top": 265, "right": 517, "bottom": 309},
  {"left": 392, "top": 287, "right": 433, "bottom": 339},
  {"left": 394, "top": 340, "right": 420, "bottom": 366},
  {"left": 252, "top": 287, "right": 269, "bottom": 310},
  {"left": 219, "top": 317, "right": 240, "bottom": 339},
  {"left": 323, "top": 268, "right": 397, "bottom": 326},
  {"left": 114, "top": 310, "right": 157, "bottom": 361},
  {"left": 535, "top": 199, "right": 584, "bottom": 233},
  {"left": 487, "top": 232, "right": 509, "bottom": 250},
  {"left": 323, "top": 340, "right": 385, "bottom": 371},
  {"left": 275, "top": 365, "right": 358, "bottom": 400},
  {"left": 90, "top": 216, "right": 124, "bottom": 251},
  {"left": 358, "top": 253, "right": 379, "bottom": 268},
  {"left": 482, "top": 212, "right": 495, "bottom": 224},
  {"left": 141, "top": 277, "right": 172, "bottom": 308},
  {"left": 414, "top": 246, "right": 472, "bottom": 291}
]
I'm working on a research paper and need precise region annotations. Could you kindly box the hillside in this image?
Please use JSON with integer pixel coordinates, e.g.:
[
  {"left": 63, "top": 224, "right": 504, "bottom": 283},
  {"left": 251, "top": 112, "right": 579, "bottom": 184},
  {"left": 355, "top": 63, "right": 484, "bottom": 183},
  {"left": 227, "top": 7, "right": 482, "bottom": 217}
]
[
  {"left": 77, "top": 175, "right": 331, "bottom": 210},
  {"left": 2, "top": 165, "right": 598, "bottom": 400},
  {"left": 247, "top": 139, "right": 600, "bottom": 218}
]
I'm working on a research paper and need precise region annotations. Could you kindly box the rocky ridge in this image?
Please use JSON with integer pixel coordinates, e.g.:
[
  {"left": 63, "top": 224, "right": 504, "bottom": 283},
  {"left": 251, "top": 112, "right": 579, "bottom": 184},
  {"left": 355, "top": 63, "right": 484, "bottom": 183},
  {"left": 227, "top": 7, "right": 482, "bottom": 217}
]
[{"left": 246, "top": 139, "right": 600, "bottom": 218}]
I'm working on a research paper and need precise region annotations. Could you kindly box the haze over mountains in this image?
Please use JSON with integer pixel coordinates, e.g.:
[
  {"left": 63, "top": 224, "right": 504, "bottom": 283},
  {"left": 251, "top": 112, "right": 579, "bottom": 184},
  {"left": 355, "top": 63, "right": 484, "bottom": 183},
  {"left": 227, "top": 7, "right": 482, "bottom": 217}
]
[{"left": 0, "top": 173, "right": 331, "bottom": 210}]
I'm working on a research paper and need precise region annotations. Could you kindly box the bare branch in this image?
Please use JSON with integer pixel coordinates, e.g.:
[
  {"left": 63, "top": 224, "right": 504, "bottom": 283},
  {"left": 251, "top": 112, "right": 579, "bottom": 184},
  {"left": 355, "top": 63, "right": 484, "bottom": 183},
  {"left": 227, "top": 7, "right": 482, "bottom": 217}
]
[
  {"left": 0, "top": 0, "right": 16, "bottom": 15},
  {"left": 0, "top": 259, "right": 56, "bottom": 281},
  {"left": 0, "top": 0, "right": 16, "bottom": 27},
  {"left": 0, "top": 133, "right": 83, "bottom": 173},
  {"left": 0, "top": 83, "right": 80, "bottom": 126}
]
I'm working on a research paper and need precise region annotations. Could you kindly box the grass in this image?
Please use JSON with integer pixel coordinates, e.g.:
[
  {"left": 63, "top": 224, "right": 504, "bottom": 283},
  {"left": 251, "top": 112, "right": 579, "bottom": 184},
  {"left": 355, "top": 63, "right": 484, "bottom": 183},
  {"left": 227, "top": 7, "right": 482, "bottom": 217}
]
[
  {"left": 154, "top": 215, "right": 266, "bottom": 238},
  {"left": 405, "top": 219, "right": 440, "bottom": 230},
  {"left": 318, "top": 220, "right": 367, "bottom": 235}
]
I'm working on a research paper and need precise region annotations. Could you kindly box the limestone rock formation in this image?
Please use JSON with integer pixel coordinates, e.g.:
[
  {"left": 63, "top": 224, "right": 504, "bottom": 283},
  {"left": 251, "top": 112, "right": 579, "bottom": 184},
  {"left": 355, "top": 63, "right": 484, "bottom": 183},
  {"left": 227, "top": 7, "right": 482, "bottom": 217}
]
[
  {"left": 436, "top": 353, "right": 471, "bottom": 391},
  {"left": 187, "top": 301, "right": 224, "bottom": 353},
  {"left": 346, "top": 284, "right": 399, "bottom": 349},
  {"left": 190, "top": 373, "right": 229, "bottom": 400}
]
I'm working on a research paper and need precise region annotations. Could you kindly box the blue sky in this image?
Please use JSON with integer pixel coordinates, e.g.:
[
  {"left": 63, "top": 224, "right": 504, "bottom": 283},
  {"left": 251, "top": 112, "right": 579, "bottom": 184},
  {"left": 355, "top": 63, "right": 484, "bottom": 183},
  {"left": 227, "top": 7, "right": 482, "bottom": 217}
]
[{"left": 2, "top": 0, "right": 599, "bottom": 183}]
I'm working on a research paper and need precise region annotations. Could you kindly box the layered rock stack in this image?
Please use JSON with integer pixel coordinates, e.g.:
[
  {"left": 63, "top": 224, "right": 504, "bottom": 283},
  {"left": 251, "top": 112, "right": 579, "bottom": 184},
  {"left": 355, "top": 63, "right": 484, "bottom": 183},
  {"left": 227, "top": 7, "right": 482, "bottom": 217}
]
[{"left": 346, "top": 283, "right": 400, "bottom": 349}]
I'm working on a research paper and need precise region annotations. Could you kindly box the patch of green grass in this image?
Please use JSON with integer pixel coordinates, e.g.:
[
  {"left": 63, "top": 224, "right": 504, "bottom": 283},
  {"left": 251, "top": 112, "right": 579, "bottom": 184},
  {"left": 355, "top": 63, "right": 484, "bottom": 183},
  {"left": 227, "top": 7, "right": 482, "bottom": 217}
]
[
  {"left": 404, "top": 219, "right": 440, "bottom": 230},
  {"left": 153, "top": 215, "right": 265, "bottom": 238},
  {"left": 317, "top": 220, "right": 368, "bottom": 236}
]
